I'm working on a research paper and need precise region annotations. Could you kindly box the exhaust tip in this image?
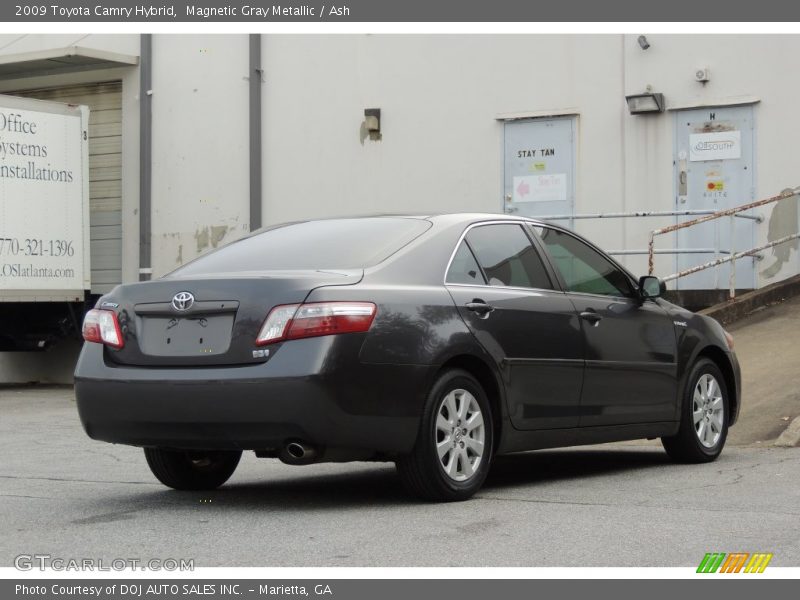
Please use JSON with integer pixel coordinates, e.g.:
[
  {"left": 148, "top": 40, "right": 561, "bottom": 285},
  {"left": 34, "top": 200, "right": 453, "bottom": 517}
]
[
  {"left": 286, "top": 442, "right": 306, "bottom": 460},
  {"left": 279, "top": 440, "right": 319, "bottom": 465}
]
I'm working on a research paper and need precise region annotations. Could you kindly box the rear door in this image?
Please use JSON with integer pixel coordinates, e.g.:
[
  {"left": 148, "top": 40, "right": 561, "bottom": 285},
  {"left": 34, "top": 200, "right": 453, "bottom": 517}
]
[
  {"left": 446, "top": 222, "right": 584, "bottom": 430},
  {"left": 533, "top": 226, "right": 678, "bottom": 426}
]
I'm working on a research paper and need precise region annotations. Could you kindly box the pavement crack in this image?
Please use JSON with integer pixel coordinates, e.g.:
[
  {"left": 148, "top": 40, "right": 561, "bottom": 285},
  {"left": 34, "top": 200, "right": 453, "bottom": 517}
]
[
  {"left": 667, "top": 454, "right": 789, "bottom": 493},
  {"left": 643, "top": 503, "right": 800, "bottom": 517},
  {"left": 479, "top": 494, "right": 800, "bottom": 517},
  {"left": 670, "top": 471, "right": 745, "bottom": 493},
  {"left": 476, "top": 494, "right": 616, "bottom": 507},
  {"left": 0, "top": 474, "right": 156, "bottom": 486},
  {"left": 72, "top": 508, "right": 141, "bottom": 525},
  {"left": 84, "top": 447, "right": 123, "bottom": 463},
  {"left": 0, "top": 493, "right": 56, "bottom": 500}
]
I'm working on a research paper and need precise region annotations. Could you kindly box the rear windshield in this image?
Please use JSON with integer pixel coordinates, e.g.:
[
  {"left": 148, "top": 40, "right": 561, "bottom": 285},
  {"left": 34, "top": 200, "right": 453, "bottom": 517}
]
[{"left": 170, "top": 217, "right": 432, "bottom": 275}]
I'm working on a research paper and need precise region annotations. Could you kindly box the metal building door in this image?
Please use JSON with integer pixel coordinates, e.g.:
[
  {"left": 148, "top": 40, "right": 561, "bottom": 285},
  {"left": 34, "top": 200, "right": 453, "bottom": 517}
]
[
  {"left": 503, "top": 117, "right": 576, "bottom": 226},
  {"left": 673, "top": 106, "right": 755, "bottom": 290}
]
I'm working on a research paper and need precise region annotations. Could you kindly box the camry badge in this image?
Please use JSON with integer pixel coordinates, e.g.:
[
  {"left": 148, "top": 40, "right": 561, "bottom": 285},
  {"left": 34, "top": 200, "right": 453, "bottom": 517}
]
[{"left": 172, "top": 291, "right": 195, "bottom": 312}]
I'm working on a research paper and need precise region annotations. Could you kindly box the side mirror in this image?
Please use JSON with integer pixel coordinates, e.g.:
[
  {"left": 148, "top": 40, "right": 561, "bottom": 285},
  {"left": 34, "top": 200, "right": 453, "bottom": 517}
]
[{"left": 638, "top": 275, "right": 662, "bottom": 299}]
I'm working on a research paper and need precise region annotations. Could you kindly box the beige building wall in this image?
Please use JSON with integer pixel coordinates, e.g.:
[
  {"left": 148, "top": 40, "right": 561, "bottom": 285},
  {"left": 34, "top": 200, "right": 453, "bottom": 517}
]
[{"left": 0, "top": 33, "right": 798, "bottom": 381}]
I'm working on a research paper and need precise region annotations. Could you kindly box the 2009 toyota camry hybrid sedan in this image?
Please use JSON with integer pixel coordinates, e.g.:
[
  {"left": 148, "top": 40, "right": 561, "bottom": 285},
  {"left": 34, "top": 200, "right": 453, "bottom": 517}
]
[{"left": 75, "top": 214, "right": 740, "bottom": 501}]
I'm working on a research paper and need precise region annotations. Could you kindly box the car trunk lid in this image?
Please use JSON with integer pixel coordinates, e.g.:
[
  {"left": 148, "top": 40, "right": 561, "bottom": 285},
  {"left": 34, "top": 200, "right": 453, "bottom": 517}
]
[{"left": 101, "top": 269, "right": 362, "bottom": 366}]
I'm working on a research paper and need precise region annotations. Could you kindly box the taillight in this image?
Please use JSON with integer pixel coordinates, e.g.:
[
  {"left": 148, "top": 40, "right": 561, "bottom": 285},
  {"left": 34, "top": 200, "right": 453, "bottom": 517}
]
[
  {"left": 255, "top": 304, "right": 299, "bottom": 345},
  {"left": 256, "top": 302, "right": 376, "bottom": 346},
  {"left": 82, "top": 309, "right": 124, "bottom": 349}
]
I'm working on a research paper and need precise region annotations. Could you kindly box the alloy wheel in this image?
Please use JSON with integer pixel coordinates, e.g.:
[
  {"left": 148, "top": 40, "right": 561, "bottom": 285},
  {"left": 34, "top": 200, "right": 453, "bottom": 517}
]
[
  {"left": 435, "top": 388, "right": 485, "bottom": 481},
  {"left": 693, "top": 373, "right": 724, "bottom": 448}
]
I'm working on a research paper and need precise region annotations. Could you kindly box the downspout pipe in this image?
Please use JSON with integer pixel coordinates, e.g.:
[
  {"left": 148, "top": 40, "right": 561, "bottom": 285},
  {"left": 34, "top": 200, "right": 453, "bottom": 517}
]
[
  {"left": 249, "top": 34, "right": 263, "bottom": 231},
  {"left": 139, "top": 33, "right": 152, "bottom": 281}
]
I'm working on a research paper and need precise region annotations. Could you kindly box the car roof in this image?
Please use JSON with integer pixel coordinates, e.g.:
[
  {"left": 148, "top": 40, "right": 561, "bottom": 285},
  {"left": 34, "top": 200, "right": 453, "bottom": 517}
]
[
  {"left": 307, "top": 212, "right": 552, "bottom": 228},
  {"left": 426, "top": 212, "right": 546, "bottom": 223}
]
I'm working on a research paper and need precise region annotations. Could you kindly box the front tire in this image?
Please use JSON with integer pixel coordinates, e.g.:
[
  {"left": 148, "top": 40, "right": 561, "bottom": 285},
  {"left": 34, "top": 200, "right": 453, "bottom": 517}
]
[
  {"left": 396, "top": 369, "right": 493, "bottom": 502},
  {"left": 662, "top": 358, "right": 729, "bottom": 463},
  {"left": 144, "top": 448, "right": 242, "bottom": 490}
]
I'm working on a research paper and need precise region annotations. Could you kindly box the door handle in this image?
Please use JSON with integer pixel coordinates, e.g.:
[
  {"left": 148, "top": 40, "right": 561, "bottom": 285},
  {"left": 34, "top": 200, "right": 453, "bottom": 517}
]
[
  {"left": 465, "top": 300, "right": 495, "bottom": 317},
  {"left": 580, "top": 310, "right": 603, "bottom": 325}
]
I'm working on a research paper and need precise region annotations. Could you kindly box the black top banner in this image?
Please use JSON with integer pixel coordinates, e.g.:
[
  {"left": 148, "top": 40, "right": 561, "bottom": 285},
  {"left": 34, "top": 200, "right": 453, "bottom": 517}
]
[{"left": 3, "top": 0, "right": 800, "bottom": 22}]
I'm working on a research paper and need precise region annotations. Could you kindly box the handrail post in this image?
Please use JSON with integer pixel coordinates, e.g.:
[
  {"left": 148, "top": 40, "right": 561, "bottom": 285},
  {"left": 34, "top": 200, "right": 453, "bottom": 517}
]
[
  {"left": 729, "top": 214, "right": 736, "bottom": 300},
  {"left": 647, "top": 232, "right": 655, "bottom": 275},
  {"left": 714, "top": 220, "right": 720, "bottom": 290}
]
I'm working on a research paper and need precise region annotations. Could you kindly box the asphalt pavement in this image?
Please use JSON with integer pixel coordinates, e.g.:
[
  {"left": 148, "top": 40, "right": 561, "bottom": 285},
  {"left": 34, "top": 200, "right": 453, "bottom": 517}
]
[
  {"left": 1, "top": 386, "right": 799, "bottom": 568},
  {"left": 726, "top": 293, "right": 800, "bottom": 445}
]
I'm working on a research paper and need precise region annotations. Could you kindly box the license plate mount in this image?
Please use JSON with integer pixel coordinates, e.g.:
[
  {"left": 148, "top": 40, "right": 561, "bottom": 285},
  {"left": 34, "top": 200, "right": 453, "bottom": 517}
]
[{"left": 138, "top": 315, "right": 234, "bottom": 356}]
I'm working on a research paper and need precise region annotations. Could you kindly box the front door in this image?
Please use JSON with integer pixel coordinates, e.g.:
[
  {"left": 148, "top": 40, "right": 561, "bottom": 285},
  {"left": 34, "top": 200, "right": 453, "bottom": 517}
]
[
  {"left": 674, "top": 105, "right": 756, "bottom": 290},
  {"left": 445, "top": 223, "right": 584, "bottom": 430},
  {"left": 534, "top": 225, "right": 678, "bottom": 426},
  {"left": 503, "top": 117, "right": 576, "bottom": 227}
]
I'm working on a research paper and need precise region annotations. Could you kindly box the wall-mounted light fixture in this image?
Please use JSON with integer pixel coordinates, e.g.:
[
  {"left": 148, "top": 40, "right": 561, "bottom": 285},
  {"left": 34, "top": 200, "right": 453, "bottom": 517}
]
[
  {"left": 625, "top": 92, "right": 665, "bottom": 115},
  {"left": 364, "top": 108, "right": 381, "bottom": 140}
]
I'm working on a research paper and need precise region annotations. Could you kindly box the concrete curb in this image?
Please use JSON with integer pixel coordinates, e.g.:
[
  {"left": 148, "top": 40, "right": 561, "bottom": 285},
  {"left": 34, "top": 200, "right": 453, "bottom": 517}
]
[
  {"left": 699, "top": 273, "right": 800, "bottom": 326},
  {"left": 774, "top": 416, "right": 800, "bottom": 447}
]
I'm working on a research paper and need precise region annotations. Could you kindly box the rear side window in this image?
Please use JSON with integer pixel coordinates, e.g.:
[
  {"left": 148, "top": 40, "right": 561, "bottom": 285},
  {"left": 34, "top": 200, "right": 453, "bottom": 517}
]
[
  {"left": 537, "top": 227, "right": 634, "bottom": 297},
  {"left": 170, "top": 218, "right": 431, "bottom": 275},
  {"left": 465, "top": 224, "right": 552, "bottom": 290},
  {"left": 446, "top": 241, "right": 486, "bottom": 285}
]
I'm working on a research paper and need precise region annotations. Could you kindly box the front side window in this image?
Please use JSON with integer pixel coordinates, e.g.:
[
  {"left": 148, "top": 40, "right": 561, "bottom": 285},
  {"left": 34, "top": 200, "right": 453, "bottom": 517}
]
[
  {"left": 536, "top": 227, "right": 634, "bottom": 297},
  {"left": 465, "top": 224, "right": 552, "bottom": 290}
]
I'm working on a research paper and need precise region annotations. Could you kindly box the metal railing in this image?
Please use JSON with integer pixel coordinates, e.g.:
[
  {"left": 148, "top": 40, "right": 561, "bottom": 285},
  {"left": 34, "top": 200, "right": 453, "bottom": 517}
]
[
  {"left": 539, "top": 209, "right": 762, "bottom": 223},
  {"left": 535, "top": 189, "right": 800, "bottom": 300},
  {"left": 611, "top": 248, "right": 731, "bottom": 256},
  {"left": 538, "top": 209, "right": 759, "bottom": 261},
  {"left": 647, "top": 188, "right": 800, "bottom": 300}
]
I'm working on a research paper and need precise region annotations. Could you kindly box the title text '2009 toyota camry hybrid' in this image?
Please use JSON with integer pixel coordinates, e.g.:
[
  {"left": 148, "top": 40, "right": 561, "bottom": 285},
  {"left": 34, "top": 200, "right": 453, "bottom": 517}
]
[{"left": 75, "top": 215, "right": 740, "bottom": 501}]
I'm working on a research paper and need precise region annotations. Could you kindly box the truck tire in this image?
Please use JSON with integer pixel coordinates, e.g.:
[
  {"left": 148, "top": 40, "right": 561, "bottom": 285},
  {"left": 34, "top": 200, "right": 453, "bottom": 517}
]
[
  {"left": 662, "top": 357, "right": 729, "bottom": 463},
  {"left": 396, "top": 369, "right": 493, "bottom": 502},
  {"left": 144, "top": 448, "right": 242, "bottom": 490}
]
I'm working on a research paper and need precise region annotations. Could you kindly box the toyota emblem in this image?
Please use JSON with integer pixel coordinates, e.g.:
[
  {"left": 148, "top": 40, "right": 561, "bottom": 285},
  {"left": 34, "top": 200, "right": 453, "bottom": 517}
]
[{"left": 171, "top": 291, "right": 195, "bottom": 312}]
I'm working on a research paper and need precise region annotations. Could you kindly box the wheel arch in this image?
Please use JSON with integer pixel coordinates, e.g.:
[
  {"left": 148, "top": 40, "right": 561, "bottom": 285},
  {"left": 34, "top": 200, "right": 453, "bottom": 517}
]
[{"left": 434, "top": 354, "right": 505, "bottom": 454}]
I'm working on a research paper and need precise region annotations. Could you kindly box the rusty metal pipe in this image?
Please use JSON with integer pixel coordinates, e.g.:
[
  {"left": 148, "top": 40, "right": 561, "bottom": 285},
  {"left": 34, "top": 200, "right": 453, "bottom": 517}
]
[
  {"left": 648, "top": 187, "right": 799, "bottom": 278},
  {"left": 661, "top": 232, "right": 800, "bottom": 283},
  {"left": 650, "top": 188, "right": 798, "bottom": 238},
  {"left": 541, "top": 209, "right": 762, "bottom": 222}
]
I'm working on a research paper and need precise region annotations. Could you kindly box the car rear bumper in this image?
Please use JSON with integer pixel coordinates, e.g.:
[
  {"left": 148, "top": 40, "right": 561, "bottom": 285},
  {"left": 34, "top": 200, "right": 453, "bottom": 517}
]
[{"left": 74, "top": 338, "right": 433, "bottom": 453}]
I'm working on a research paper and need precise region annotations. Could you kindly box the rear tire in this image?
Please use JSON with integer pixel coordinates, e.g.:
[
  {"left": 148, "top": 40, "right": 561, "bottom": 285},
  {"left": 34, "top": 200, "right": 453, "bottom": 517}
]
[
  {"left": 396, "top": 369, "right": 493, "bottom": 502},
  {"left": 144, "top": 448, "right": 242, "bottom": 490},
  {"left": 662, "top": 358, "right": 729, "bottom": 463}
]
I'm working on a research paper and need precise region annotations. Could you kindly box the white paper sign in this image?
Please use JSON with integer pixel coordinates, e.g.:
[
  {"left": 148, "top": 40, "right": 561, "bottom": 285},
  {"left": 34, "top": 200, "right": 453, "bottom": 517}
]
[
  {"left": 689, "top": 130, "right": 741, "bottom": 162},
  {"left": 513, "top": 173, "right": 567, "bottom": 203}
]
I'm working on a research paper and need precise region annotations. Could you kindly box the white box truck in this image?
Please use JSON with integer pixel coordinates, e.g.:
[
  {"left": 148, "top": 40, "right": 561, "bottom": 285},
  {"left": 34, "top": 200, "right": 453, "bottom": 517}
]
[{"left": 0, "top": 94, "right": 91, "bottom": 350}]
